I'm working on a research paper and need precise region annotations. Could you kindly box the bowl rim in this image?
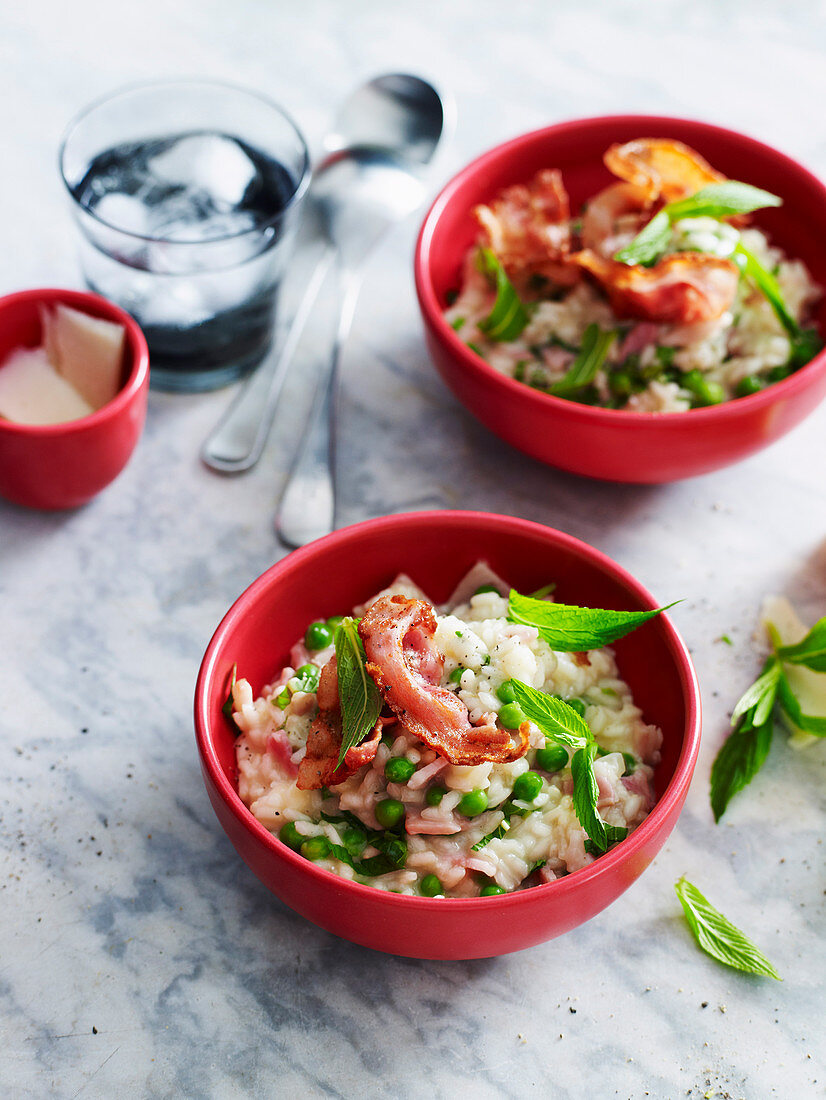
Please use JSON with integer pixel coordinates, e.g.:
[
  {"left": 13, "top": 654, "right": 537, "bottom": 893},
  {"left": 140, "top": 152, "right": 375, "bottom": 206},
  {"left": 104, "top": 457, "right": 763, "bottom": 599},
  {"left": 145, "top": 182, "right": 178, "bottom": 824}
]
[
  {"left": 0, "top": 287, "right": 150, "bottom": 435},
  {"left": 414, "top": 112, "right": 826, "bottom": 426},
  {"left": 194, "top": 510, "right": 702, "bottom": 912}
]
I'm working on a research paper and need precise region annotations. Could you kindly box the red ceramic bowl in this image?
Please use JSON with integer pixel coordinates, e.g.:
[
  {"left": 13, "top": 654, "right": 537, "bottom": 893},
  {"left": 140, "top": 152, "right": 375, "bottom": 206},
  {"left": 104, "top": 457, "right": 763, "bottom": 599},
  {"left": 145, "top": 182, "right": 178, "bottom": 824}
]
[
  {"left": 0, "top": 288, "right": 149, "bottom": 509},
  {"left": 415, "top": 115, "right": 826, "bottom": 482},
  {"left": 194, "top": 511, "right": 701, "bottom": 959}
]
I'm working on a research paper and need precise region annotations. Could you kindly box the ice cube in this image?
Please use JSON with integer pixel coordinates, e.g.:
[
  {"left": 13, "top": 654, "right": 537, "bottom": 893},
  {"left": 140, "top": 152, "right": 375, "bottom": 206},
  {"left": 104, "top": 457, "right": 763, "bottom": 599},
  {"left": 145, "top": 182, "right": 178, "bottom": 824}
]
[
  {"left": 94, "top": 192, "right": 151, "bottom": 236},
  {"left": 146, "top": 133, "right": 259, "bottom": 210}
]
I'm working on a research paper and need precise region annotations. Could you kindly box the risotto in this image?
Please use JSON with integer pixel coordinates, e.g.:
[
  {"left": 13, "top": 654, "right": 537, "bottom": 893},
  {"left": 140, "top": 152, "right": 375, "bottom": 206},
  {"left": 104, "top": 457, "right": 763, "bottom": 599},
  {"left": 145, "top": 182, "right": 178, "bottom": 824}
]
[
  {"left": 445, "top": 137, "right": 821, "bottom": 411},
  {"left": 231, "top": 568, "right": 663, "bottom": 899}
]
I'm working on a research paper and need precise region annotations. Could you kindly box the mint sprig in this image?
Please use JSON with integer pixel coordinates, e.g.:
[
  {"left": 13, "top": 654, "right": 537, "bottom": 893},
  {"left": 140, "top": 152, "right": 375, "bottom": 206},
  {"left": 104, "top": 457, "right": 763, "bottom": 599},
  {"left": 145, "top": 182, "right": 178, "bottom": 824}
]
[
  {"left": 711, "top": 613, "right": 826, "bottom": 820},
  {"left": 549, "top": 323, "right": 617, "bottom": 397},
  {"left": 476, "top": 248, "right": 531, "bottom": 341},
  {"left": 504, "top": 677, "right": 626, "bottom": 854},
  {"left": 774, "top": 614, "right": 826, "bottom": 671},
  {"left": 615, "top": 181, "right": 782, "bottom": 267},
  {"left": 675, "top": 877, "right": 781, "bottom": 980},
  {"left": 335, "top": 618, "right": 382, "bottom": 767},
  {"left": 507, "top": 590, "right": 678, "bottom": 651}
]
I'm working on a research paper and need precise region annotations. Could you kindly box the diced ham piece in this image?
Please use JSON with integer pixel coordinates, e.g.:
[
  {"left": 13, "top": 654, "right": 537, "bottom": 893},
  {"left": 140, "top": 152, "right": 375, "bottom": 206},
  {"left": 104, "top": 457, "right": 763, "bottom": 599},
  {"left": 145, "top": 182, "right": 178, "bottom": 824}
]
[
  {"left": 616, "top": 321, "right": 662, "bottom": 361},
  {"left": 359, "top": 595, "right": 529, "bottom": 766},
  {"left": 266, "top": 731, "right": 298, "bottom": 777},
  {"left": 406, "top": 756, "right": 449, "bottom": 790}
]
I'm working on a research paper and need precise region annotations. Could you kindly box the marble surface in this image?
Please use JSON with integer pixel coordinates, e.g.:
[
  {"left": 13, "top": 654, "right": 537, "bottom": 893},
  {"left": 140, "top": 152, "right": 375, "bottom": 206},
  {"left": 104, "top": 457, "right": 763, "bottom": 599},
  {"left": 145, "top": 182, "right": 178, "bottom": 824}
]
[{"left": 2, "top": 1, "right": 825, "bottom": 1096}]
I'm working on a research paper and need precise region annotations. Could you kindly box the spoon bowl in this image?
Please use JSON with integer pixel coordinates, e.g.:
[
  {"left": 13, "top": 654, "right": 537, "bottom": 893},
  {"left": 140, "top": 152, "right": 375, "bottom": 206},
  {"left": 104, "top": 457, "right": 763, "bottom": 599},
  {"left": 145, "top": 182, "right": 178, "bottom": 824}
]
[{"left": 325, "top": 73, "right": 446, "bottom": 165}]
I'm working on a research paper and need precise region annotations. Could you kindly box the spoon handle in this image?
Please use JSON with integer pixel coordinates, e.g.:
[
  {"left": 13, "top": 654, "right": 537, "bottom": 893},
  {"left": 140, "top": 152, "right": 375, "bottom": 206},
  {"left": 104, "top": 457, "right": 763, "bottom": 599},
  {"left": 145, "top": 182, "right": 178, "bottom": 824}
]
[
  {"left": 275, "top": 267, "right": 361, "bottom": 548},
  {"left": 200, "top": 246, "right": 335, "bottom": 474}
]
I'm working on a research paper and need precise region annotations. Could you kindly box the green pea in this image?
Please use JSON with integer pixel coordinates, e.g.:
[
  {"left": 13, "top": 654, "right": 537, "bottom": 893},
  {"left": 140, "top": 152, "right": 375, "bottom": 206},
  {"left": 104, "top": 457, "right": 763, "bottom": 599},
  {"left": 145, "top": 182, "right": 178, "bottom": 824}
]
[
  {"left": 296, "top": 663, "right": 317, "bottom": 678},
  {"left": 458, "top": 789, "right": 488, "bottom": 816},
  {"left": 536, "top": 745, "right": 568, "bottom": 772},
  {"left": 279, "top": 821, "right": 303, "bottom": 850},
  {"left": 420, "top": 874, "right": 442, "bottom": 897},
  {"left": 325, "top": 615, "right": 345, "bottom": 631},
  {"left": 767, "top": 364, "right": 792, "bottom": 384},
  {"left": 375, "top": 798, "right": 405, "bottom": 829},
  {"left": 496, "top": 680, "right": 517, "bottom": 704},
  {"left": 425, "top": 785, "right": 446, "bottom": 807},
  {"left": 498, "top": 702, "right": 525, "bottom": 729},
  {"left": 384, "top": 756, "right": 416, "bottom": 784},
  {"left": 735, "top": 374, "right": 764, "bottom": 398},
  {"left": 448, "top": 667, "right": 464, "bottom": 684},
  {"left": 474, "top": 584, "right": 499, "bottom": 595},
  {"left": 479, "top": 884, "right": 506, "bottom": 897},
  {"left": 609, "top": 368, "right": 634, "bottom": 397},
  {"left": 512, "top": 771, "right": 543, "bottom": 802},
  {"left": 566, "top": 698, "right": 586, "bottom": 717},
  {"left": 300, "top": 836, "right": 331, "bottom": 861},
  {"left": 682, "top": 369, "right": 724, "bottom": 407},
  {"left": 305, "top": 620, "right": 334, "bottom": 651}
]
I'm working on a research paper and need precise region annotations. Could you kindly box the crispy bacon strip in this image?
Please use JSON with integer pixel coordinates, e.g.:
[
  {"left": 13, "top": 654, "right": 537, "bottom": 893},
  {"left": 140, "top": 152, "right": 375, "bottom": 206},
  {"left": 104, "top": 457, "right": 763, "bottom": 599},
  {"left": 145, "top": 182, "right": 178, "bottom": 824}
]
[
  {"left": 295, "top": 655, "right": 382, "bottom": 790},
  {"left": 581, "top": 181, "right": 651, "bottom": 256},
  {"left": 573, "top": 249, "right": 739, "bottom": 324},
  {"left": 604, "top": 138, "right": 724, "bottom": 205},
  {"left": 359, "top": 595, "right": 528, "bottom": 766},
  {"left": 473, "top": 168, "right": 579, "bottom": 291}
]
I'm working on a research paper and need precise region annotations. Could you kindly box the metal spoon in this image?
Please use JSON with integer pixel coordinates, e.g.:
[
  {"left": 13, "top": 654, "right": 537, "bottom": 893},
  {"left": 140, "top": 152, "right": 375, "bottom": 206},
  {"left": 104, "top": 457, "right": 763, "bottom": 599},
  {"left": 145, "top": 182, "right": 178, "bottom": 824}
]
[{"left": 200, "top": 74, "right": 445, "bottom": 475}]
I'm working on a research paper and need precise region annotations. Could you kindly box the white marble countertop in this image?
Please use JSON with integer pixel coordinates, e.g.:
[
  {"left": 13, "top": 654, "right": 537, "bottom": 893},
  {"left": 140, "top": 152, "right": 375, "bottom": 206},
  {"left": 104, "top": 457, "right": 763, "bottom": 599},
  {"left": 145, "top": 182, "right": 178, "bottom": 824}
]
[{"left": 2, "top": 1, "right": 825, "bottom": 1097}]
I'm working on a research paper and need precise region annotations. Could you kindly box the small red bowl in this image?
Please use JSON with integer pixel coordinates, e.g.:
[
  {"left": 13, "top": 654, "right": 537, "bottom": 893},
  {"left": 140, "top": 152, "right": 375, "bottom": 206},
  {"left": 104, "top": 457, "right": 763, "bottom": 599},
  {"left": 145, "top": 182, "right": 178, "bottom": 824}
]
[
  {"left": 194, "top": 511, "right": 701, "bottom": 959},
  {"left": 415, "top": 115, "right": 826, "bottom": 482},
  {"left": 0, "top": 288, "right": 149, "bottom": 509}
]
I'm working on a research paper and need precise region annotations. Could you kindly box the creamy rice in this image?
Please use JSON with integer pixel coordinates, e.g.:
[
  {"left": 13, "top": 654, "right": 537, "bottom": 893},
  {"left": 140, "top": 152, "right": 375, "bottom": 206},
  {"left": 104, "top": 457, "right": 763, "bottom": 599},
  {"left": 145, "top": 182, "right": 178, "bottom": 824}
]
[
  {"left": 232, "top": 574, "right": 662, "bottom": 899},
  {"left": 447, "top": 219, "right": 820, "bottom": 412}
]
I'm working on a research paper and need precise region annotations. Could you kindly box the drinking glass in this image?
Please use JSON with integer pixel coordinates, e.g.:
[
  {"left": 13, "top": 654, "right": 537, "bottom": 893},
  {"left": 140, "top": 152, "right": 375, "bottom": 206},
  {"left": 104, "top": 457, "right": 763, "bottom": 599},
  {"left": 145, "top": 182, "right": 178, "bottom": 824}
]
[{"left": 59, "top": 80, "right": 311, "bottom": 391}]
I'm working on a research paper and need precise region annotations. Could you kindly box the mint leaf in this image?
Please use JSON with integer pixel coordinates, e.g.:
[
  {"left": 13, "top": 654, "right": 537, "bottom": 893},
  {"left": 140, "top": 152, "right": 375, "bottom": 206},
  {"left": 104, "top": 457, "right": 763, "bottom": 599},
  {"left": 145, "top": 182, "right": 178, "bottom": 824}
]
[
  {"left": 675, "top": 877, "right": 781, "bottom": 980},
  {"left": 710, "top": 718, "right": 773, "bottom": 822},
  {"left": 549, "top": 323, "right": 617, "bottom": 396},
  {"left": 730, "top": 658, "right": 781, "bottom": 727},
  {"left": 507, "top": 677, "right": 625, "bottom": 853},
  {"left": 571, "top": 743, "right": 624, "bottom": 853},
  {"left": 732, "top": 243, "right": 799, "bottom": 338},
  {"left": 476, "top": 248, "right": 531, "bottom": 341},
  {"left": 775, "top": 615, "right": 826, "bottom": 672},
  {"left": 471, "top": 820, "right": 509, "bottom": 850},
  {"left": 776, "top": 670, "right": 826, "bottom": 736},
  {"left": 666, "top": 181, "right": 782, "bottom": 221},
  {"left": 335, "top": 618, "right": 382, "bottom": 766},
  {"left": 508, "top": 590, "right": 678, "bottom": 651},
  {"left": 505, "top": 679, "right": 590, "bottom": 747},
  {"left": 789, "top": 327, "right": 823, "bottom": 368},
  {"left": 222, "top": 663, "right": 238, "bottom": 725},
  {"left": 615, "top": 181, "right": 782, "bottom": 267},
  {"left": 614, "top": 210, "right": 671, "bottom": 266}
]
